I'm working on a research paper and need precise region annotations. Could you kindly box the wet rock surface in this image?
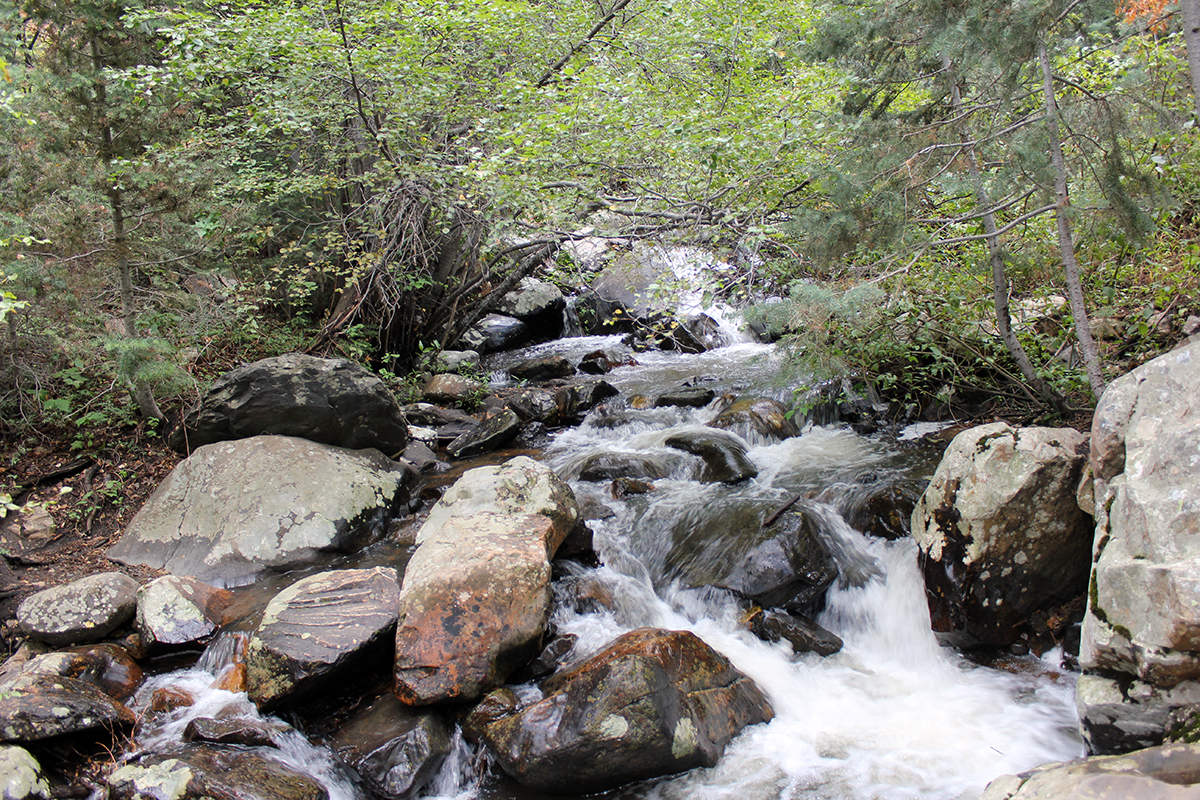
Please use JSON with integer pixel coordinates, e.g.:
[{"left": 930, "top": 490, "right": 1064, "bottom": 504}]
[
  {"left": 331, "top": 693, "right": 452, "bottom": 800},
  {"left": 107, "top": 744, "right": 329, "bottom": 800},
  {"left": 912, "top": 422, "right": 1092, "bottom": 648},
  {"left": 664, "top": 429, "right": 758, "bottom": 484},
  {"left": 708, "top": 395, "right": 799, "bottom": 441},
  {"left": 246, "top": 567, "right": 399, "bottom": 709},
  {"left": 0, "top": 672, "right": 135, "bottom": 742},
  {"left": 108, "top": 436, "right": 415, "bottom": 587},
  {"left": 16, "top": 572, "right": 139, "bottom": 647},
  {"left": 169, "top": 353, "right": 409, "bottom": 456},
  {"left": 480, "top": 627, "right": 773, "bottom": 793}
]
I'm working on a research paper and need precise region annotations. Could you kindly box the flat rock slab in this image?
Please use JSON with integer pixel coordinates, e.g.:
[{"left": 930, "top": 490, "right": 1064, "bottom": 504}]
[
  {"left": 108, "top": 436, "right": 414, "bottom": 587},
  {"left": 16, "top": 572, "right": 138, "bottom": 647},
  {"left": 480, "top": 627, "right": 774, "bottom": 794},
  {"left": 169, "top": 352, "right": 409, "bottom": 456},
  {"left": 107, "top": 744, "right": 329, "bottom": 800},
  {"left": 395, "top": 512, "right": 554, "bottom": 705},
  {"left": 0, "top": 673, "right": 135, "bottom": 742},
  {"left": 981, "top": 742, "right": 1200, "bottom": 800},
  {"left": 246, "top": 567, "right": 399, "bottom": 709}
]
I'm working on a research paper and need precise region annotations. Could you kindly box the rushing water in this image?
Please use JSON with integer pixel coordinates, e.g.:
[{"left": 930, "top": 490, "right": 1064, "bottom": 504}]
[{"left": 130, "top": 323, "right": 1083, "bottom": 800}]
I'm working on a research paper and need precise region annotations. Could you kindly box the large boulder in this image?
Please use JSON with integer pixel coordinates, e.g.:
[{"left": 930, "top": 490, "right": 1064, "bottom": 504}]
[
  {"left": 107, "top": 745, "right": 328, "bottom": 800},
  {"left": 135, "top": 575, "right": 232, "bottom": 653},
  {"left": 108, "top": 436, "right": 416, "bottom": 587},
  {"left": 331, "top": 693, "right": 453, "bottom": 800},
  {"left": 169, "top": 353, "right": 409, "bottom": 456},
  {"left": 460, "top": 313, "right": 529, "bottom": 354},
  {"left": 980, "top": 742, "right": 1200, "bottom": 800},
  {"left": 416, "top": 456, "right": 580, "bottom": 551},
  {"left": 663, "top": 429, "right": 758, "bottom": 484},
  {"left": 0, "top": 672, "right": 136, "bottom": 742},
  {"left": 479, "top": 628, "right": 774, "bottom": 793},
  {"left": 494, "top": 277, "right": 565, "bottom": 325},
  {"left": 709, "top": 396, "right": 800, "bottom": 442},
  {"left": 1078, "top": 339, "right": 1200, "bottom": 753},
  {"left": 246, "top": 568, "right": 399, "bottom": 710},
  {"left": 395, "top": 512, "right": 555, "bottom": 705},
  {"left": 911, "top": 422, "right": 1092, "bottom": 647},
  {"left": 16, "top": 573, "right": 139, "bottom": 647}
]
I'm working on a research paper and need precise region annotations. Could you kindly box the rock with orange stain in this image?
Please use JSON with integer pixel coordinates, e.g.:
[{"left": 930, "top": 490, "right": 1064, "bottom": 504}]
[{"left": 136, "top": 575, "right": 233, "bottom": 653}]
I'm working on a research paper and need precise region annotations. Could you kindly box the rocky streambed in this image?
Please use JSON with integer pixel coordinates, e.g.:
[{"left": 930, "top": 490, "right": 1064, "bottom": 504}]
[{"left": 3, "top": 321, "right": 1199, "bottom": 800}]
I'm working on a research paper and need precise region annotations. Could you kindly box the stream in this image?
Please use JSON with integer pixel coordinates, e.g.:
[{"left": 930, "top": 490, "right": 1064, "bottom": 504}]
[{"left": 130, "top": 322, "right": 1084, "bottom": 800}]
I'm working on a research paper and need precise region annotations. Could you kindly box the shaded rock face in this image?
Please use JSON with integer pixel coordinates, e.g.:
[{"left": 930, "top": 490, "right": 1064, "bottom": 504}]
[
  {"left": 0, "top": 672, "right": 135, "bottom": 742},
  {"left": 108, "top": 436, "right": 415, "bottom": 587},
  {"left": 911, "top": 422, "right": 1092, "bottom": 648},
  {"left": 395, "top": 512, "right": 555, "bottom": 705},
  {"left": 136, "top": 575, "right": 232, "bottom": 653},
  {"left": 555, "top": 380, "right": 620, "bottom": 422},
  {"left": 169, "top": 353, "right": 409, "bottom": 456},
  {"left": 246, "top": 568, "right": 399, "bottom": 710},
  {"left": 446, "top": 409, "right": 521, "bottom": 459},
  {"left": 107, "top": 744, "right": 328, "bottom": 800},
  {"left": 332, "top": 693, "right": 452, "bottom": 800},
  {"left": 16, "top": 572, "right": 139, "bottom": 647},
  {"left": 709, "top": 396, "right": 799, "bottom": 442},
  {"left": 480, "top": 628, "right": 774, "bottom": 794},
  {"left": 1078, "top": 340, "right": 1200, "bottom": 754},
  {"left": 460, "top": 313, "right": 529, "bottom": 354},
  {"left": 979, "top": 742, "right": 1200, "bottom": 800},
  {"left": 664, "top": 429, "right": 758, "bottom": 484},
  {"left": 416, "top": 456, "right": 581, "bottom": 553}
]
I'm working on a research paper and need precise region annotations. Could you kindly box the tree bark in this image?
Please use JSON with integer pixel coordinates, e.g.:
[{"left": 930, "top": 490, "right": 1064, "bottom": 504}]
[
  {"left": 1038, "top": 40, "right": 1107, "bottom": 400},
  {"left": 945, "top": 58, "right": 1068, "bottom": 413},
  {"left": 1182, "top": 0, "right": 1200, "bottom": 120}
]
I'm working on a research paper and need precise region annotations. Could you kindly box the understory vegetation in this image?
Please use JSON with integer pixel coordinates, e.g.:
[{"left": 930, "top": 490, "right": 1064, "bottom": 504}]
[{"left": 1, "top": 0, "right": 1198, "bottom": 474}]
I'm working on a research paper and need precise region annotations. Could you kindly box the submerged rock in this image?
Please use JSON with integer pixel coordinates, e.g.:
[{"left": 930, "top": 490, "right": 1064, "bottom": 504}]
[
  {"left": 107, "top": 744, "right": 328, "bottom": 800},
  {"left": 169, "top": 353, "right": 409, "bottom": 456},
  {"left": 246, "top": 568, "right": 399, "bottom": 710},
  {"left": 332, "top": 693, "right": 453, "bottom": 800},
  {"left": 911, "top": 422, "right": 1092, "bottom": 648},
  {"left": 664, "top": 429, "right": 758, "bottom": 484},
  {"left": 108, "top": 436, "right": 416, "bottom": 587},
  {"left": 16, "top": 572, "right": 139, "bottom": 648},
  {"left": 480, "top": 627, "right": 773, "bottom": 793}
]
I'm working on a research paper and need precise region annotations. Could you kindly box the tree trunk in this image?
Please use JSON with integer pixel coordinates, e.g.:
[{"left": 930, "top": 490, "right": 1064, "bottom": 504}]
[
  {"left": 946, "top": 58, "right": 1068, "bottom": 413},
  {"left": 1182, "top": 0, "right": 1200, "bottom": 120},
  {"left": 1038, "top": 40, "right": 1107, "bottom": 400}
]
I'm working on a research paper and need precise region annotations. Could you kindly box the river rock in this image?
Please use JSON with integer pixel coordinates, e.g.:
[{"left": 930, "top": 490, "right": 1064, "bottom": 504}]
[
  {"left": 433, "top": 349, "right": 479, "bottom": 373},
  {"left": 661, "top": 313, "right": 721, "bottom": 353},
  {"left": 1079, "top": 340, "right": 1200, "bottom": 753},
  {"left": 18, "top": 645, "right": 142, "bottom": 702},
  {"left": 494, "top": 277, "right": 565, "bottom": 322},
  {"left": 421, "top": 373, "right": 483, "bottom": 406},
  {"left": 169, "top": 353, "right": 409, "bottom": 456},
  {"left": 555, "top": 379, "right": 620, "bottom": 422},
  {"left": 745, "top": 607, "right": 843, "bottom": 657},
  {"left": 331, "top": 693, "right": 452, "bottom": 800},
  {"left": 479, "top": 627, "right": 774, "bottom": 793},
  {"left": 108, "top": 436, "right": 415, "bottom": 587},
  {"left": 183, "top": 716, "right": 290, "bottom": 747},
  {"left": 0, "top": 746, "right": 51, "bottom": 800},
  {"left": 509, "top": 353, "right": 575, "bottom": 382},
  {"left": 578, "top": 453, "right": 670, "bottom": 482},
  {"left": 979, "top": 742, "right": 1200, "bottom": 800},
  {"left": 911, "top": 422, "right": 1092, "bottom": 648},
  {"left": 395, "top": 512, "right": 555, "bottom": 705},
  {"left": 460, "top": 313, "right": 529, "bottom": 354},
  {"left": 709, "top": 396, "right": 800, "bottom": 442},
  {"left": 446, "top": 409, "right": 521, "bottom": 459},
  {"left": 711, "top": 509, "right": 838, "bottom": 612},
  {"left": 664, "top": 429, "right": 758, "bottom": 484},
  {"left": 399, "top": 403, "right": 478, "bottom": 429},
  {"left": 416, "top": 456, "right": 581, "bottom": 552},
  {"left": 655, "top": 386, "right": 716, "bottom": 408},
  {"left": 107, "top": 745, "right": 328, "bottom": 800},
  {"left": 16, "top": 572, "right": 139, "bottom": 647},
  {"left": 0, "top": 672, "right": 135, "bottom": 742},
  {"left": 246, "top": 567, "right": 399, "bottom": 710},
  {"left": 136, "top": 575, "right": 232, "bottom": 653},
  {"left": 578, "top": 348, "right": 635, "bottom": 375}
]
